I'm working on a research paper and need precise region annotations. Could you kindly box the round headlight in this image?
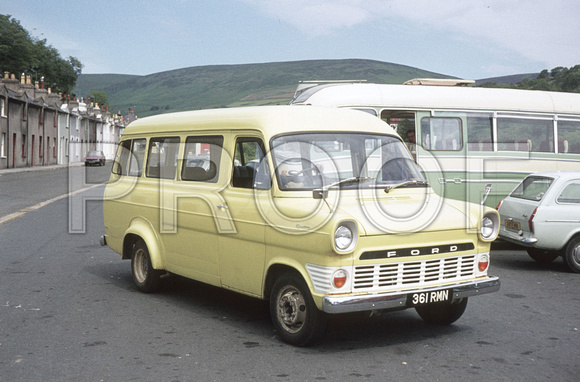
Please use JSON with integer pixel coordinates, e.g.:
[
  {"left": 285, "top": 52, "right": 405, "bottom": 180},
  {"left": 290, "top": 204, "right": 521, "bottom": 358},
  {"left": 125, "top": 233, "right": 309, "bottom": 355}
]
[
  {"left": 334, "top": 221, "right": 358, "bottom": 253},
  {"left": 335, "top": 225, "right": 353, "bottom": 250},
  {"left": 480, "top": 212, "right": 499, "bottom": 240}
]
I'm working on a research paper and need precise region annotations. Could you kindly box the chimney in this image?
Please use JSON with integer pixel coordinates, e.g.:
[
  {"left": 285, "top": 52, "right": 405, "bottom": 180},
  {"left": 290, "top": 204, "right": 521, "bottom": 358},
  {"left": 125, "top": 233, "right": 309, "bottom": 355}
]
[{"left": 2, "top": 72, "right": 20, "bottom": 91}]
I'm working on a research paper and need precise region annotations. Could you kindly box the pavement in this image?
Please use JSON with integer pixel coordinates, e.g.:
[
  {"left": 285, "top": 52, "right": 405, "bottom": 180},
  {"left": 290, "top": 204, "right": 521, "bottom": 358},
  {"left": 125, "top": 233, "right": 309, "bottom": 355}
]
[{"left": 0, "top": 162, "right": 85, "bottom": 175}]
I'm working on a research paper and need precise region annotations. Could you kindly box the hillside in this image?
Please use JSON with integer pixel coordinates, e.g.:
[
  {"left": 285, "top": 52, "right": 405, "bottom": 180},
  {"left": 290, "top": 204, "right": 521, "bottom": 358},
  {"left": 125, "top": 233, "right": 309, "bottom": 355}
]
[
  {"left": 73, "top": 59, "right": 454, "bottom": 118},
  {"left": 475, "top": 73, "right": 539, "bottom": 85}
]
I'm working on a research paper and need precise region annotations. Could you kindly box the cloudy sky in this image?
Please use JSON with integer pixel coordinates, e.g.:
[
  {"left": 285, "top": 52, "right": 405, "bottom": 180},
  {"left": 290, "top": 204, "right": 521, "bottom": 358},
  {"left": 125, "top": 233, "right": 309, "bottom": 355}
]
[{"left": 2, "top": 0, "right": 578, "bottom": 79}]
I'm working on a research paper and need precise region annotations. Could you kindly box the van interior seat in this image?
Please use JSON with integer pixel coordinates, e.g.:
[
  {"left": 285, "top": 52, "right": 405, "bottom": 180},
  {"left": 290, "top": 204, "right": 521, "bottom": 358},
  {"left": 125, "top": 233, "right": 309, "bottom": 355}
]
[{"left": 233, "top": 165, "right": 255, "bottom": 188}]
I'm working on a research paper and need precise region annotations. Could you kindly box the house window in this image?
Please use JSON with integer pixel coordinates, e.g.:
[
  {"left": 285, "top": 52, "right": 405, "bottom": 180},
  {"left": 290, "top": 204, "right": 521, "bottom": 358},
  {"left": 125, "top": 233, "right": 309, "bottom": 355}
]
[
  {"left": 1, "top": 133, "right": 6, "bottom": 158},
  {"left": 1, "top": 98, "right": 6, "bottom": 117},
  {"left": 53, "top": 138, "right": 56, "bottom": 157},
  {"left": 39, "top": 136, "right": 43, "bottom": 157},
  {"left": 22, "top": 134, "right": 26, "bottom": 157}
]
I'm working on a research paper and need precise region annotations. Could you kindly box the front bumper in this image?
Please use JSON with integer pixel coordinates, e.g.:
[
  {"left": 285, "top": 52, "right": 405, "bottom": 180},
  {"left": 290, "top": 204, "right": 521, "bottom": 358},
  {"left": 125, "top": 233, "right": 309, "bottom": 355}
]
[{"left": 321, "top": 276, "right": 500, "bottom": 314}]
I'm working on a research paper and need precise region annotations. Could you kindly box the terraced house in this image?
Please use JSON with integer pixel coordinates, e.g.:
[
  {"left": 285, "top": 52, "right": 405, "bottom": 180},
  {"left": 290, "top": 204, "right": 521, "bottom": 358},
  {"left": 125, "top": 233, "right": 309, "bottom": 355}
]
[{"left": 0, "top": 71, "right": 127, "bottom": 170}]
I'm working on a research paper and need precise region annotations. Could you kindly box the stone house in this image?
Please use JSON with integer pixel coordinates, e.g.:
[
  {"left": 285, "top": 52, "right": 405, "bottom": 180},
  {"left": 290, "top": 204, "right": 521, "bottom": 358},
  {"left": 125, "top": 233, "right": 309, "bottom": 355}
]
[{"left": 0, "top": 71, "right": 127, "bottom": 169}]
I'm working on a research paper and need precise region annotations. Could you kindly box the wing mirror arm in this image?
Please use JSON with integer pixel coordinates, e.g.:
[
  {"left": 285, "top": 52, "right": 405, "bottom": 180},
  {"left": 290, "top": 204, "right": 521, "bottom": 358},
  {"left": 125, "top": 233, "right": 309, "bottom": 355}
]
[{"left": 481, "top": 184, "right": 492, "bottom": 205}]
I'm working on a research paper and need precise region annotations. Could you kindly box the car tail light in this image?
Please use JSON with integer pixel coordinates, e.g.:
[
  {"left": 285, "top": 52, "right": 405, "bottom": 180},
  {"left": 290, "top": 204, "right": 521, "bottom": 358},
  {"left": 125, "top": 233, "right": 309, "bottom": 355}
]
[
  {"left": 496, "top": 200, "right": 503, "bottom": 210},
  {"left": 332, "top": 270, "right": 347, "bottom": 289},
  {"left": 528, "top": 207, "right": 538, "bottom": 233}
]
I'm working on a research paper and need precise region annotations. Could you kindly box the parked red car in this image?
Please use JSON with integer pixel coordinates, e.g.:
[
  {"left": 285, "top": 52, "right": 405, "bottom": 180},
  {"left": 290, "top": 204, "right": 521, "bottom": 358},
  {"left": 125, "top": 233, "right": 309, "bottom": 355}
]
[{"left": 84, "top": 151, "right": 106, "bottom": 166}]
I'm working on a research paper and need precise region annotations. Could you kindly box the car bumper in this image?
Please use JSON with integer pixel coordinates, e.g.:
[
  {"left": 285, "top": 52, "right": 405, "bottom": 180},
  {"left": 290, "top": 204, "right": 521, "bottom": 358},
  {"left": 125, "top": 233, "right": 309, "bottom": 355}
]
[
  {"left": 321, "top": 276, "right": 500, "bottom": 314},
  {"left": 499, "top": 231, "right": 538, "bottom": 245}
]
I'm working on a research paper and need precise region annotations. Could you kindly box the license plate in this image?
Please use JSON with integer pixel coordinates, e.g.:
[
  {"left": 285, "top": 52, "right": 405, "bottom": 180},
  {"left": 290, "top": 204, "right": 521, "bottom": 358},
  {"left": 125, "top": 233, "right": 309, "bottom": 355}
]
[
  {"left": 505, "top": 220, "right": 521, "bottom": 230},
  {"left": 409, "top": 289, "right": 451, "bottom": 305}
]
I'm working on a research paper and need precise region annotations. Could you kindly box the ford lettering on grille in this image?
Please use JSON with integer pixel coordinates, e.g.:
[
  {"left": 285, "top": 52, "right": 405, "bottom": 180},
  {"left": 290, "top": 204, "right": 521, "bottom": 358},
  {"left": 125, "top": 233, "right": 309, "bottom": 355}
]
[{"left": 360, "top": 242, "right": 474, "bottom": 260}]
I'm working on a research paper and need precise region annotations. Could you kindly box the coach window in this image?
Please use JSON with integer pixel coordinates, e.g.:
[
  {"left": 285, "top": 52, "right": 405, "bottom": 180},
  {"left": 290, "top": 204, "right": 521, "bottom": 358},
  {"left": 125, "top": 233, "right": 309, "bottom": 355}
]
[
  {"left": 558, "top": 120, "right": 580, "bottom": 154},
  {"left": 232, "top": 138, "right": 270, "bottom": 189},
  {"left": 421, "top": 117, "right": 463, "bottom": 151},
  {"left": 497, "top": 116, "right": 553, "bottom": 153},
  {"left": 466, "top": 113, "right": 494, "bottom": 151},
  {"left": 182, "top": 136, "right": 223, "bottom": 182},
  {"left": 146, "top": 137, "right": 180, "bottom": 179}
]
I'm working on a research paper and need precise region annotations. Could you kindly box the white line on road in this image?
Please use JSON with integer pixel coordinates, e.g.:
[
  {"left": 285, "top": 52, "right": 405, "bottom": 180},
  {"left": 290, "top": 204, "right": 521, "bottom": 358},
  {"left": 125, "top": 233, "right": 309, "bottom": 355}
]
[{"left": 0, "top": 183, "right": 104, "bottom": 226}]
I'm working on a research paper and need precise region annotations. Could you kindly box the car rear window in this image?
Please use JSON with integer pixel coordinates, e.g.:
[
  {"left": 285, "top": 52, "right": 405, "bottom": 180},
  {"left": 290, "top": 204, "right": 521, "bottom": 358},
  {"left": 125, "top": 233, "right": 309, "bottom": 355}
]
[{"left": 510, "top": 176, "right": 554, "bottom": 201}]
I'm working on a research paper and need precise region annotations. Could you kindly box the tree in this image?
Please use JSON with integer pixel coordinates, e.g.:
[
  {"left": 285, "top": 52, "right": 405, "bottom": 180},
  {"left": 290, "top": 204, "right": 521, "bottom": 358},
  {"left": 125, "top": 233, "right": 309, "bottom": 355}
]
[
  {"left": 478, "top": 65, "right": 580, "bottom": 94},
  {"left": 0, "top": 14, "right": 83, "bottom": 93},
  {"left": 89, "top": 91, "right": 109, "bottom": 108},
  {"left": 0, "top": 14, "right": 35, "bottom": 73}
]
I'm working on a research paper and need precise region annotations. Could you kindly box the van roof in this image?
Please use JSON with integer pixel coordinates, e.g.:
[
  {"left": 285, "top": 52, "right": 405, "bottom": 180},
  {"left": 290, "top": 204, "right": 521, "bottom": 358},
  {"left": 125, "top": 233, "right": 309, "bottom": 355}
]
[{"left": 121, "top": 105, "right": 397, "bottom": 138}]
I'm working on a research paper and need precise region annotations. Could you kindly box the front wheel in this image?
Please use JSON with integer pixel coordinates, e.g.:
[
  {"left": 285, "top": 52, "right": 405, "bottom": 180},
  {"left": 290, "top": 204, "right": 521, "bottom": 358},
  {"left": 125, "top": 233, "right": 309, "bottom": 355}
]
[
  {"left": 415, "top": 298, "right": 468, "bottom": 325},
  {"left": 527, "top": 248, "right": 559, "bottom": 264},
  {"left": 131, "top": 240, "right": 162, "bottom": 293},
  {"left": 270, "top": 273, "right": 326, "bottom": 346},
  {"left": 563, "top": 237, "right": 580, "bottom": 273}
]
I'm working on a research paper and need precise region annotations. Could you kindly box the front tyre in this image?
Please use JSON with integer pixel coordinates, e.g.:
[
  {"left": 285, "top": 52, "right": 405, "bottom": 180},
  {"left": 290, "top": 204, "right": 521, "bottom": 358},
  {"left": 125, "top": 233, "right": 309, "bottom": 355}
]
[
  {"left": 415, "top": 298, "right": 468, "bottom": 325},
  {"left": 563, "top": 237, "right": 580, "bottom": 273},
  {"left": 131, "top": 240, "right": 162, "bottom": 293},
  {"left": 270, "top": 273, "right": 326, "bottom": 346}
]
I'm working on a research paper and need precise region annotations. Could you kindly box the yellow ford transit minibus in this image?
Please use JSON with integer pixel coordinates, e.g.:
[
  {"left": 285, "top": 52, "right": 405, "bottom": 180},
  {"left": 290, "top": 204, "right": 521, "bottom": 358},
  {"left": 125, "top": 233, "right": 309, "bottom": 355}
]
[{"left": 101, "top": 106, "right": 500, "bottom": 346}]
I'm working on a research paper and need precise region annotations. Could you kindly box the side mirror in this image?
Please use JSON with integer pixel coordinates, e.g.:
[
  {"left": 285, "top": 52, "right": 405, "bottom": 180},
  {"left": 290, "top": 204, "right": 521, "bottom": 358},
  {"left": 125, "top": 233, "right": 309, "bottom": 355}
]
[{"left": 313, "top": 189, "right": 328, "bottom": 199}]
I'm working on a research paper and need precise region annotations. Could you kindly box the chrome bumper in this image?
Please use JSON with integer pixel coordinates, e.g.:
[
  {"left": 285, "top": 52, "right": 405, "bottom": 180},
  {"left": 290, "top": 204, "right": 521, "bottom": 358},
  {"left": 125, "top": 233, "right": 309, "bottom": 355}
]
[
  {"left": 499, "top": 231, "right": 538, "bottom": 245},
  {"left": 321, "top": 276, "right": 500, "bottom": 314}
]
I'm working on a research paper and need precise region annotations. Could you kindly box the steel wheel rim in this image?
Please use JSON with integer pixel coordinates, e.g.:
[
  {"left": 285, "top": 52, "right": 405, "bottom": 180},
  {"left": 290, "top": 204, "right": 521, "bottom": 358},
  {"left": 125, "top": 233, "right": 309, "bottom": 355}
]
[
  {"left": 133, "top": 248, "right": 148, "bottom": 283},
  {"left": 276, "top": 285, "right": 307, "bottom": 334},
  {"left": 573, "top": 243, "right": 580, "bottom": 264}
]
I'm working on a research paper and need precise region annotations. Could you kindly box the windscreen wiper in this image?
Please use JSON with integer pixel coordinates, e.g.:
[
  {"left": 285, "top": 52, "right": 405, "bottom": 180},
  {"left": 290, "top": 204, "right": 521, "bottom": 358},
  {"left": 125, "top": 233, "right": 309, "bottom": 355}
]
[
  {"left": 313, "top": 177, "right": 374, "bottom": 199},
  {"left": 384, "top": 180, "right": 429, "bottom": 193}
]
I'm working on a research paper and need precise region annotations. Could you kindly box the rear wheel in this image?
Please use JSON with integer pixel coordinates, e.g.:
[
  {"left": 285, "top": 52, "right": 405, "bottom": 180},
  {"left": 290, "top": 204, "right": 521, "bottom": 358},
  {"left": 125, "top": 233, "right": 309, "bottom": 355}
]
[
  {"left": 527, "top": 248, "right": 559, "bottom": 264},
  {"left": 131, "top": 240, "right": 162, "bottom": 293},
  {"left": 270, "top": 273, "right": 326, "bottom": 346},
  {"left": 563, "top": 237, "right": 580, "bottom": 273},
  {"left": 415, "top": 298, "right": 468, "bottom": 325}
]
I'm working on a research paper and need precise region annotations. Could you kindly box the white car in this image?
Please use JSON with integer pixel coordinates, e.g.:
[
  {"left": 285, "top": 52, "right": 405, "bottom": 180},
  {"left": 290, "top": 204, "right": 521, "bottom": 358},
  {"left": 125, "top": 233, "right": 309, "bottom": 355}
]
[{"left": 497, "top": 171, "right": 580, "bottom": 272}]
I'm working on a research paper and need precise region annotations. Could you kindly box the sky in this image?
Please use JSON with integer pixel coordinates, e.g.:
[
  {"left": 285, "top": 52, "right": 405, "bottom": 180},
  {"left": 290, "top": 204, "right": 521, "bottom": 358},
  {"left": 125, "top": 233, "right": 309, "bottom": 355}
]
[{"left": 1, "top": 0, "right": 579, "bottom": 80}]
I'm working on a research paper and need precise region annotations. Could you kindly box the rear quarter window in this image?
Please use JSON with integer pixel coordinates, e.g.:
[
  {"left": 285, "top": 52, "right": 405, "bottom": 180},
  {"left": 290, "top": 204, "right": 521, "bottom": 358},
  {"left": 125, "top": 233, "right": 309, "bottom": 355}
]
[{"left": 556, "top": 182, "right": 580, "bottom": 204}]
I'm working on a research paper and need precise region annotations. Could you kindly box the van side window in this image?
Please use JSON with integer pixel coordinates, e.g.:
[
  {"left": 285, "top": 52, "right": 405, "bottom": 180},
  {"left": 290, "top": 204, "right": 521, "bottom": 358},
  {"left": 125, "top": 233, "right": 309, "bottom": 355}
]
[
  {"left": 182, "top": 136, "right": 223, "bottom": 182},
  {"left": 146, "top": 137, "right": 180, "bottom": 179},
  {"left": 112, "top": 140, "right": 131, "bottom": 175},
  {"left": 113, "top": 139, "right": 146, "bottom": 176},
  {"left": 232, "top": 138, "right": 270, "bottom": 189},
  {"left": 421, "top": 117, "right": 463, "bottom": 151}
]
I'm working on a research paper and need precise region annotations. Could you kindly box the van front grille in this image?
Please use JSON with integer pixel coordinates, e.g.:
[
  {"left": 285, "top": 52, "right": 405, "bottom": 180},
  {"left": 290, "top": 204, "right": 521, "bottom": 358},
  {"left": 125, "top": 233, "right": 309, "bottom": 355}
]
[{"left": 353, "top": 254, "right": 477, "bottom": 292}]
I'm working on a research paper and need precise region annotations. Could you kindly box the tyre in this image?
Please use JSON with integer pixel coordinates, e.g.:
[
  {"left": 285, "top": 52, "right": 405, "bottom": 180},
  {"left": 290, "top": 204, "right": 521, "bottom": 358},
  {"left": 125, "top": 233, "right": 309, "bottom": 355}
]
[
  {"left": 415, "top": 298, "right": 468, "bottom": 325},
  {"left": 526, "top": 248, "right": 559, "bottom": 264},
  {"left": 131, "top": 240, "right": 162, "bottom": 293},
  {"left": 270, "top": 273, "right": 326, "bottom": 346},
  {"left": 563, "top": 237, "right": 580, "bottom": 273}
]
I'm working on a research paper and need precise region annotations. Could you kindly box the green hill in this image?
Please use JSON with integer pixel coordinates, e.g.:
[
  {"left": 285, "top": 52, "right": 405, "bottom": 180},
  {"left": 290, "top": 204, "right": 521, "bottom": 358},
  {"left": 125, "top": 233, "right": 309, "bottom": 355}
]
[{"left": 73, "top": 59, "right": 455, "bottom": 118}]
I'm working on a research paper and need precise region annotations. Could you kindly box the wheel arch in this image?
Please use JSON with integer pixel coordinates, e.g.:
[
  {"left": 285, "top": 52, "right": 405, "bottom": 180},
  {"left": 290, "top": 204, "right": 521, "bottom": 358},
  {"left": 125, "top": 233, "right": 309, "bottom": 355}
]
[
  {"left": 122, "top": 218, "right": 165, "bottom": 270},
  {"left": 264, "top": 263, "right": 309, "bottom": 302}
]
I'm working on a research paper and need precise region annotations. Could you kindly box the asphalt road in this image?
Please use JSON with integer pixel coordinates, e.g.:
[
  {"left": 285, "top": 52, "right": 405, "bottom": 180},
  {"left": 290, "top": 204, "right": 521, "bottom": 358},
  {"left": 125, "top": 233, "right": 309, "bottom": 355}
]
[{"left": 0, "top": 164, "right": 578, "bottom": 381}]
